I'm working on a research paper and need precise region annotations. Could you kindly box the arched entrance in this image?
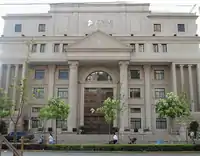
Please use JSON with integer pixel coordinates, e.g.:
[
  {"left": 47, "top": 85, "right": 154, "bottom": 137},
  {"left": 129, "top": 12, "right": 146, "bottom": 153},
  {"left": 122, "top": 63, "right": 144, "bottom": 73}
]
[{"left": 84, "top": 71, "right": 114, "bottom": 134}]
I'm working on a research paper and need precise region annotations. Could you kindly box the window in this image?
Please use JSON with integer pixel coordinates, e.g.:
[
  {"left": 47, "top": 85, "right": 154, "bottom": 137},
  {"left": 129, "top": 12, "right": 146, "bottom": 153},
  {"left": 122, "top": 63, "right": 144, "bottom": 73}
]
[
  {"left": 86, "top": 71, "right": 112, "bottom": 81},
  {"left": 154, "top": 70, "right": 164, "bottom": 80},
  {"left": 161, "top": 44, "right": 167, "bottom": 52},
  {"left": 40, "top": 44, "right": 46, "bottom": 53},
  {"left": 130, "top": 70, "right": 140, "bottom": 79},
  {"left": 15, "top": 24, "right": 22, "bottom": 32},
  {"left": 32, "top": 107, "right": 41, "bottom": 113},
  {"left": 62, "top": 44, "right": 68, "bottom": 52},
  {"left": 129, "top": 88, "right": 141, "bottom": 98},
  {"left": 57, "top": 88, "right": 68, "bottom": 98},
  {"left": 130, "top": 118, "right": 141, "bottom": 129},
  {"left": 31, "top": 117, "right": 42, "bottom": 128},
  {"left": 31, "top": 44, "right": 37, "bottom": 53},
  {"left": 130, "top": 108, "right": 141, "bottom": 113},
  {"left": 56, "top": 119, "right": 67, "bottom": 129},
  {"left": 54, "top": 44, "right": 60, "bottom": 52},
  {"left": 38, "top": 24, "right": 46, "bottom": 32},
  {"left": 156, "top": 118, "right": 167, "bottom": 129},
  {"left": 177, "top": 24, "right": 185, "bottom": 32},
  {"left": 138, "top": 44, "right": 144, "bottom": 52},
  {"left": 130, "top": 43, "right": 136, "bottom": 52},
  {"left": 58, "top": 69, "right": 69, "bottom": 79},
  {"left": 154, "top": 24, "right": 161, "bottom": 32},
  {"left": 33, "top": 88, "right": 44, "bottom": 99},
  {"left": 155, "top": 88, "right": 165, "bottom": 99},
  {"left": 153, "top": 44, "right": 159, "bottom": 53},
  {"left": 35, "top": 70, "right": 45, "bottom": 79}
]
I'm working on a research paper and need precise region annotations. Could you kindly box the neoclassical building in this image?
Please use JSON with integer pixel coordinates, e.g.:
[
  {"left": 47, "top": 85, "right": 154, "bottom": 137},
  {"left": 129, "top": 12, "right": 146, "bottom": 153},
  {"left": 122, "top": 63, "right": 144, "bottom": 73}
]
[{"left": 0, "top": 3, "right": 200, "bottom": 134}]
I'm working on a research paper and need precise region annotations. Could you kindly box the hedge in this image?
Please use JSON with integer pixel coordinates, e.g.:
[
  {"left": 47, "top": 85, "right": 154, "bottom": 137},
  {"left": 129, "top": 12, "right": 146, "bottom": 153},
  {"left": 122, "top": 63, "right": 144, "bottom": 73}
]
[{"left": 2, "top": 144, "right": 200, "bottom": 151}]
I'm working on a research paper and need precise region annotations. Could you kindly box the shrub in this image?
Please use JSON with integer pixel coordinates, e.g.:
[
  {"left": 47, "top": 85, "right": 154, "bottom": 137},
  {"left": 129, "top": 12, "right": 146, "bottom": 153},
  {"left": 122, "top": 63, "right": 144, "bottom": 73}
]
[{"left": 1, "top": 144, "right": 200, "bottom": 151}]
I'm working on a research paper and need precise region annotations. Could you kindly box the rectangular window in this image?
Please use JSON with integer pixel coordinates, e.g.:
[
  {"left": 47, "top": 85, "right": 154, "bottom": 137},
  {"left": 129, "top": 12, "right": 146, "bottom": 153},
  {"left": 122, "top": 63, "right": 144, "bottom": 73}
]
[
  {"left": 33, "top": 88, "right": 45, "bottom": 99},
  {"left": 130, "top": 108, "right": 141, "bottom": 113},
  {"left": 56, "top": 119, "right": 68, "bottom": 129},
  {"left": 154, "top": 70, "right": 164, "bottom": 80},
  {"left": 57, "top": 88, "right": 68, "bottom": 99},
  {"left": 58, "top": 69, "right": 69, "bottom": 79},
  {"left": 130, "top": 118, "right": 141, "bottom": 129},
  {"left": 138, "top": 44, "right": 144, "bottom": 52},
  {"left": 155, "top": 88, "right": 165, "bottom": 99},
  {"left": 154, "top": 24, "right": 161, "bottom": 32},
  {"left": 54, "top": 44, "right": 60, "bottom": 52},
  {"left": 129, "top": 88, "right": 141, "bottom": 98},
  {"left": 40, "top": 44, "right": 46, "bottom": 53},
  {"left": 62, "top": 44, "right": 68, "bottom": 52},
  {"left": 153, "top": 44, "right": 159, "bottom": 53},
  {"left": 35, "top": 70, "right": 45, "bottom": 79},
  {"left": 161, "top": 44, "right": 167, "bottom": 52},
  {"left": 32, "top": 107, "right": 41, "bottom": 113},
  {"left": 177, "top": 24, "right": 185, "bottom": 32},
  {"left": 156, "top": 118, "right": 167, "bottom": 129},
  {"left": 31, "top": 117, "right": 42, "bottom": 128},
  {"left": 130, "top": 43, "right": 136, "bottom": 52},
  {"left": 15, "top": 24, "right": 22, "bottom": 32},
  {"left": 31, "top": 44, "right": 37, "bottom": 53},
  {"left": 130, "top": 70, "right": 140, "bottom": 79},
  {"left": 38, "top": 24, "right": 46, "bottom": 32}
]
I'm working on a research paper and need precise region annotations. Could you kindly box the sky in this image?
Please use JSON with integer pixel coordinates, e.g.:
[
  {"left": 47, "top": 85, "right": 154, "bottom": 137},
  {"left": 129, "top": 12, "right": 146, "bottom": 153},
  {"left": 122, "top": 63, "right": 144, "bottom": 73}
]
[{"left": 0, "top": 0, "right": 199, "bottom": 35}]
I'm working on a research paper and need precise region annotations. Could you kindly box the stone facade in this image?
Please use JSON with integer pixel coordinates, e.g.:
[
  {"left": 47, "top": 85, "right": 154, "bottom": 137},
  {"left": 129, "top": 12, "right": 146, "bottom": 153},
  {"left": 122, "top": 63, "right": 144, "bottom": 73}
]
[{"left": 0, "top": 3, "right": 200, "bottom": 134}]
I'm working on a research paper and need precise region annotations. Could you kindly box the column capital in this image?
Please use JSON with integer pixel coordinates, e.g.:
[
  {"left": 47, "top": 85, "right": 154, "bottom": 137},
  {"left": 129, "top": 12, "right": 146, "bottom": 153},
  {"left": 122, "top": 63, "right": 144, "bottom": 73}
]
[
  {"left": 68, "top": 61, "right": 79, "bottom": 67},
  {"left": 179, "top": 64, "right": 184, "bottom": 67},
  {"left": 188, "top": 64, "right": 193, "bottom": 67},
  {"left": 143, "top": 64, "right": 151, "bottom": 69},
  {"left": 119, "top": 61, "right": 129, "bottom": 66}
]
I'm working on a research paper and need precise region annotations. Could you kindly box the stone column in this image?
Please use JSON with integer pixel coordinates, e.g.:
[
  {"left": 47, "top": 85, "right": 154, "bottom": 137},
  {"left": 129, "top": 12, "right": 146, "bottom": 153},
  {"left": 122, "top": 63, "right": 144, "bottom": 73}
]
[
  {"left": 144, "top": 65, "right": 152, "bottom": 130},
  {"left": 171, "top": 63, "right": 177, "bottom": 94},
  {"left": 119, "top": 61, "right": 129, "bottom": 131},
  {"left": 12, "top": 64, "right": 19, "bottom": 103},
  {"left": 188, "top": 65, "right": 195, "bottom": 112},
  {"left": 5, "top": 64, "right": 11, "bottom": 93},
  {"left": 196, "top": 64, "right": 200, "bottom": 110},
  {"left": 0, "top": 64, "right": 3, "bottom": 88},
  {"left": 180, "top": 65, "right": 184, "bottom": 92},
  {"left": 68, "top": 61, "right": 79, "bottom": 132}
]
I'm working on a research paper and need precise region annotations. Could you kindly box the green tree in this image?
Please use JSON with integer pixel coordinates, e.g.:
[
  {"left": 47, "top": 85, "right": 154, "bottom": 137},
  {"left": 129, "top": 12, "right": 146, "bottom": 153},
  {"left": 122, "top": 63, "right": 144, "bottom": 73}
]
[
  {"left": 39, "top": 97, "right": 70, "bottom": 143},
  {"left": 156, "top": 92, "right": 190, "bottom": 133}
]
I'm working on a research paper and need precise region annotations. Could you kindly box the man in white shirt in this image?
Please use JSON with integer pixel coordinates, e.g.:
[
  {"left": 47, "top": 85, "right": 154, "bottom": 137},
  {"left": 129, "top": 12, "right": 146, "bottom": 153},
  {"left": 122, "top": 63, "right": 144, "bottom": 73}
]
[{"left": 113, "top": 132, "right": 118, "bottom": 144}]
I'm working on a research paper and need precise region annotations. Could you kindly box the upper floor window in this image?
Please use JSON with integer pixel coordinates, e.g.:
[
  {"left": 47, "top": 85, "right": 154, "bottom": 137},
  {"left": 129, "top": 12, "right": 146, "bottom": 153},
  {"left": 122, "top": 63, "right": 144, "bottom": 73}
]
[
  {"left": 161, "top": 44, "right": 167, "bottom": 52},
  {"left": 57, "top": 88, "right": 68, "bottom": 99},
  {"left": 154, "top": 70, "right": 164, "bottom": 80},
  {"left": 154, "top": 24, "right": 161, "bottom": 32},
  {"left": 15, "top": 24, "right": 22, "bottom": 32},
  {"left": 130, "top": 43, "right": 136, "bottom": 52},
  {"left": 54, "top": 44, "right": 60, "bottom": 53},
  {"left": 130, "top": 108, "right": 141, "bottom": 113},
  {"left": 33, "top": 88, "right": 45, "bottom": 99},
  {"left": 130, "top": 118, "right": 141, "bottom": 129},
  {"left": 58, "top": 69, "right": 69, "bottom": 79},
  {"left": 138, "top": 44, "right": 144, "bottom": 52},
  {"left": 40, "top": 44, "right": 46, "bottom": 53},
  {"left": 32, "top": 107, "right": 41, "bottom": 113},
  {"left": 177, "top": 24, "right": 185, "bottom": 32},
  {"left": 130, "top": 70, "right": 140, "bottom": 79},
  {"left": 129, "top": 88, "right": 141, "bottom": 98},
  {"left": 35, "top": 70, "right": 45, "bottom": 80},
  {"left": 153, "top": 44, "right": 159, "bottom": 53},
  {"left": 156, "top": 118, "right": 167, "bottom": 129},
  {"left": 155, "top": 88, "right": 165, "bottom": 99},
  {"left": 62, "top": 44, "right": 68, "bottom": 52},
  {"left": 86, "top": 71, "right": 112, "bottom": 82},
  {"left": 31, "top": 44, "right": 37, "bottom": 53},
  {"left": 38, "top": 24, "right": 46, "bottom": 32}
]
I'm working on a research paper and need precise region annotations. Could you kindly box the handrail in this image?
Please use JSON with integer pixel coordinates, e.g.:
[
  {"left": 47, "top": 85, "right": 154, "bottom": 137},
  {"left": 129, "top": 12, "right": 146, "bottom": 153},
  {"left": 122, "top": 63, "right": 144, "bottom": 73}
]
[{"left": 0, "top": 135, "right": 21, "bottom": 156}]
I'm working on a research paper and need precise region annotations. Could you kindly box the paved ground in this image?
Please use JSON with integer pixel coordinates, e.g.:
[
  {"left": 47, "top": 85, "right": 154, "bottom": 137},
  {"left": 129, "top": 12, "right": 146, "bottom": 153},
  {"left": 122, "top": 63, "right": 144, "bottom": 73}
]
[{"left": 1, "top": 151, "right": 200, "bottom": 156}]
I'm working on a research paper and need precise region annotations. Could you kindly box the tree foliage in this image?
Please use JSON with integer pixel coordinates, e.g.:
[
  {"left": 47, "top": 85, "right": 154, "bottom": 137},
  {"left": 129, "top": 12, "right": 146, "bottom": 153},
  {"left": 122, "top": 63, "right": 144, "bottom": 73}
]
[{"left": 156, "top": 92, "right": 190, "bottom": 119}]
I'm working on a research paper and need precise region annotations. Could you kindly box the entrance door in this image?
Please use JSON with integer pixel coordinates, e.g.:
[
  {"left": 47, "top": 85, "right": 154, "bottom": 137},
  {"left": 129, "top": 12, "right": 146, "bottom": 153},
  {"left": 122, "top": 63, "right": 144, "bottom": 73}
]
[{"left": 84, "top": 88, "right": 113, "bottom": 134}]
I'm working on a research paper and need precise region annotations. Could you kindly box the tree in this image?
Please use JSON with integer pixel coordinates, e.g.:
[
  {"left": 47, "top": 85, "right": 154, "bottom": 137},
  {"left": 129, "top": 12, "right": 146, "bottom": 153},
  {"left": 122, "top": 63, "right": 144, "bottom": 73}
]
[
  {"left": 39, "top": 97, "right": 70, "bottom": 143},
  {"left": 156, "top": 92, "right": 190, "bottom": 133}
]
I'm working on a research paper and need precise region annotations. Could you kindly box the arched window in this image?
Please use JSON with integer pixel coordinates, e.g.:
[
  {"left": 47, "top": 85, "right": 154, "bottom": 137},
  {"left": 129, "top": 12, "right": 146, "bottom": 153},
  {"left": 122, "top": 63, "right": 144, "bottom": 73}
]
[{"left": 85, "top": 71, "right": 112, "bottom": 82}]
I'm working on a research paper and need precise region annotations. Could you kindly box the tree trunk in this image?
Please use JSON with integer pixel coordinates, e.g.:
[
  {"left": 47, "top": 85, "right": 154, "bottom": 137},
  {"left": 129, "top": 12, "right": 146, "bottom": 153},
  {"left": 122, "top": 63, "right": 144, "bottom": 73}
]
[
  {"left": 108, "top": 123, "right": 111, "bottom": 141},
  {"left": 168, "top": 117, "right": 175, "bottom": 134},
  {"left": 55, "top": 119, "right": 57, "bottom": 144},
  {"left": 13, "top": 124, "right": 17, "bottom": 144}
]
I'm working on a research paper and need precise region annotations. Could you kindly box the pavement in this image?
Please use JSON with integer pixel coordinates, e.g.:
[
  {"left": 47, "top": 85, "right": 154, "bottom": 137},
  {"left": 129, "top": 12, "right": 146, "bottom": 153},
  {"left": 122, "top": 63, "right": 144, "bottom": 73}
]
[{"left": 1, "top": 151, "right": 200, "bottom": 156}]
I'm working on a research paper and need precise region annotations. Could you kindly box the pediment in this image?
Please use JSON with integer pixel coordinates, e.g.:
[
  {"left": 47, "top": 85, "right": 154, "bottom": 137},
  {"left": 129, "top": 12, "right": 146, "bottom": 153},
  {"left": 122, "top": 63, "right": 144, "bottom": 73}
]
[{"left": 68, "top": 30, "right": 129, "bottom": 49}]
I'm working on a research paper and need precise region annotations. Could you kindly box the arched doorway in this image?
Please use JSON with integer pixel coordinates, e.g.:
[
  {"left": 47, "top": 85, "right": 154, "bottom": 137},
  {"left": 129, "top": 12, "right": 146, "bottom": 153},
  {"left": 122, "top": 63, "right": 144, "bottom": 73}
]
[{"left": 84, "top": 71, "right": 114, "bottom": 134}]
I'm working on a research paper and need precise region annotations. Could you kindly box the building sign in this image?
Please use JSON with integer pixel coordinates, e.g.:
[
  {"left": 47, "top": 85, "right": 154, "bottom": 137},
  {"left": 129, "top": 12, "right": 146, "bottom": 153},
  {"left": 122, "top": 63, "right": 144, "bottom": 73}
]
[{"left": 87, "top": 19, "right": 113, "bottom": 28}]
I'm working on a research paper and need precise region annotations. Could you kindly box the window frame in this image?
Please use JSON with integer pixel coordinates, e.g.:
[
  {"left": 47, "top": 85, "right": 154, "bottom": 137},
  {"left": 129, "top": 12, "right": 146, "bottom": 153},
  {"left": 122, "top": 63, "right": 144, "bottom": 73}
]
[
  {"left": 130, "top": 70, "right": 140, "bottom": 79},
  {"left": 130, "top": 108, "right": 141, "bottom": 113},
  {"left": 33, "top": 88, "right": 45, "bottom": 99},
  {"left": 129, "top": 88, "right": 141, "bottom": 98},
  {"left": 32, "top": 107, "right": 41, "bottom": 113},
  {"left": 38, "top": 24, "right": 46, "bottom": 32},
  {"left": 40, "top": 44, "right": 46, "bottom": 53},
  {"left": 161, "top": 44, "right": 167, "bottom": 52},
  {"left": 57, "top": 88, "right": 68, "bottom": 99},
  {"left": 177, "top": 24, "right": 185, "bottom": 32},
  {"left": 56, "top": 119, "right": 68, "bottom": 129},
  {"left": 156, "top": 118, "right": 167, "bottom": 129},
  {"left": 155, "top": 88, "right": 165, "bottom": 99},
  {"left": 153, "top": 44, "right": 159, "bottom": 53},
  {"left": 31, "top": 117, "right": 42, "bottom": 128},
  {"left": 58, "top": 69, "right": 69, "bottom": 80},
  {"left": 62, "top": 44, "right": 68, "bottom": 52},
  {"left": 130, "top": 118, "right": 141, "bottom": 129},
  {"left": 15, "top": 24, "right": 22, "bottom": 32},
  {"left": 35, "top": 69, "right": 45, "bottom": 80},
  {"left": 153, "top": 24, "right": 161, "bottom": 32},
  {"left": 54, "top": 43, "right": 60, "bottom": 53},
  {"left": 31, "top": 44, "right": 37, "bottom": 53},
  {"left": 138, "top": 44, "right": 144, "bottom": 52},
  {"left": 154, "top": 70, "right": 164, "bottom": 80}
]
